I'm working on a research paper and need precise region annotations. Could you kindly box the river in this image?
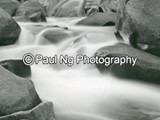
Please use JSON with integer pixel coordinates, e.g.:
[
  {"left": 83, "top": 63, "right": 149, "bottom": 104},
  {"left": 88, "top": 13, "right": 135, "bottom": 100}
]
[{"left": 0, "top": 17, "right": 160, "bottom": 120}]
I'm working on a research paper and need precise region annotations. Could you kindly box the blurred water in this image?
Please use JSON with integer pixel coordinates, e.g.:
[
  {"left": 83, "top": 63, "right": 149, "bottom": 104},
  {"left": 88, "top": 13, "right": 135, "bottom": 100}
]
[{"left": 0, "top": 17, "right": 160, "bottom": 120}]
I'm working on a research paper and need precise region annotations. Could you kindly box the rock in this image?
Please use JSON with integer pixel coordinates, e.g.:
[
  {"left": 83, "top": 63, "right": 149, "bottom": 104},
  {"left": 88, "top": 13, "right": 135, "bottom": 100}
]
[
  {"left": 85, "top": 0, "right": 100, "bottom": 8},
  {"left": 84, "top": 0, "right": 100, "bottom": 15},
  {"left": 0, "top": 66, "right": 41, "bottom": 116},
  {"left": 37, "top": 0, "right": 86, "bottom": 17},
  {"left": 95, "top": 43, "right": 160, "bottom": 84},
  {"left": 15, "top": 1, "right": 46, "bottom": 22},
  {"left": 47, "top": 0, "right": 86, "bottom": 17},
  {"left": 0, "top": 60, "right": 31, "bottom": 78},
  {"left": 36, "top": 27, "right": 82, "bottom": 45},
  {"left": 35, "top": 0, "right": 58, "bottom": 16},
  {"left": 0, "top": 0, "right": 20, "bottom": 16},
  {"left": 0, "top": 101, "right": 55, "bottom": 120},
  {"left": 85, "top": 6, "right": 99, "bottom": 16},
  {"left": 114, "top": 31, "right": 124, "bottom": 41},
  {"left": 116, "top": 0, "right": 160, "bottom": 56},
  {"left": 99, "top": 0, "right": 119, "bottom": 12},
  {"left": 0, "top": 8, "right": 21, "bottom": 46},
  {"left": 16, "top": 0, "right": 28, "bottom": 3},
  {"left": 77, "top": 12, "right": 117, "bottom": 26}
]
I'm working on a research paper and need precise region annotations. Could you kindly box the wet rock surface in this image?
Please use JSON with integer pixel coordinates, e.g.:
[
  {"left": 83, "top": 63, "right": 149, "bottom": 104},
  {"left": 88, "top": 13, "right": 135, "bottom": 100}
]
[
  {"left": 0, "top": 66, "right": 41, "bottom": 116},
  {"left": 95, "top": 43, "right": 160, "bottom": 84},
  {"left": 0, "top": 101, "right": 55, "bottom": 120},
  {"left": 15, "top": 1, "right": 46, "bottom": 22},
  {"left": 0, "top": 0, "right": 20, "bottom": 16},
  {"left": 116, "top": 0, "right": 160, "bottom": 56},
  {"left": 0, "top": 8, "right": 21, "bottom": 46},
  {"left": 77, "top": 12, "right": 117, "bottom": 26},
  {"left": 0, "top": 60, "right": 31, "bottom": 78}
]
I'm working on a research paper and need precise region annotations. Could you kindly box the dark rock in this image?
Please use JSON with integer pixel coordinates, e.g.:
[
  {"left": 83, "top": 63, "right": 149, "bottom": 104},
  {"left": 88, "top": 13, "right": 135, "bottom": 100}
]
[
  {"left": 95, "top": 43, "right": 160, "bottom": 84},
  {"left": 63, "top": 27, "right": 69, "bottom": 30},
  {"left": 0, "top": 60, "right": 31, "bottom": 78},
  {"left": 116, "top": 0, "right": 160, "bottom": 56},
  {"left": 77, "top": 12, "right": 117, "bottom": 26},
  {"left": 103, "top": 21, "right": 115, "bottom": 26},
  {"left": 0, "top": 0, "right": 20, "bottom": 16},
  {"left": 114, "top": 31, "right": 124, "bottom": 41},
  {"left": 46, "top": 0, "right": 86, "bottom": 17},
  {"left": 0, "top": 66, "right": 41, "bottom": 116},
  {"left": 16, "top": 0, "right": 28, "bottom": 3},
  {"left": 0, "top": 8, "right": 21, "bottom": 46},
  {"left": 15, "top": 1, "right": 46, "bottom": 22},
  {"left": 0, "top": 101, "right": 55, "bottom": 120}
]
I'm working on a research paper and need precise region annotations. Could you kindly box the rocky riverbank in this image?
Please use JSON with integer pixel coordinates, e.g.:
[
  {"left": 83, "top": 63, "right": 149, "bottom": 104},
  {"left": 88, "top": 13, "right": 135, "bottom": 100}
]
[{"left": 0, "top": 0, "right": 160, "bottom": 120}]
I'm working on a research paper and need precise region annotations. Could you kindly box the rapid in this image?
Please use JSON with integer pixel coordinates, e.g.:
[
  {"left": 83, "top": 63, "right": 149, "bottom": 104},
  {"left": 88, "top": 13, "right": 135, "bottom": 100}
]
[{"left": 0, "top": 17, "right": 160, "bottom": 120}]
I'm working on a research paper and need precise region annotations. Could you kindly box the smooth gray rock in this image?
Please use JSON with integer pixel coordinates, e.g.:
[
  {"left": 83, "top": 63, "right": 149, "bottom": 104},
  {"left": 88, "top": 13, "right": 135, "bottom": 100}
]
[
  {"left": 15, "top": 1, "right": 46, "bottom": 22},
  {"left": 0, "top": 66, "right": 41, "bottom": 116},
  {"left": 116, "top": 0, "right": 160, "bottom": 56},
  {"left": 95, "top": 43, "right": 160, "bottom": 84},
  {"left": 0, "top": 101, "right": 55, "bottom": 120},
  {"left": 47, "top": 0, "right": 86, "bottom": 17},
  {"left": 0, "top": 0, "right": 20, "bottom": 16},
  {"left": 77, "top": 12, "right": 117, "bottom": 26},
  {"left": 0, "top": 60, "right": 31, "bottom": 78},
  {"left": 0, "top": 8, "right": 21, "bottom": 46}
]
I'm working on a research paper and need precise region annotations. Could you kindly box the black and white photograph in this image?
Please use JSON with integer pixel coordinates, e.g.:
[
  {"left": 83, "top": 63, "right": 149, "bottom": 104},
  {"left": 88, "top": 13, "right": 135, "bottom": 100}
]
[{"left": 0, "top": 0, "right": 160, "bottom": 120}]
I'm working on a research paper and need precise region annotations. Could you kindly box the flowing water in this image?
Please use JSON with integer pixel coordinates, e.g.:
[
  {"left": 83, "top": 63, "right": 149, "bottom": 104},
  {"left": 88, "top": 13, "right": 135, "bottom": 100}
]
[{"left": 0, "top": 17, "right": 160, "bottom": 120}]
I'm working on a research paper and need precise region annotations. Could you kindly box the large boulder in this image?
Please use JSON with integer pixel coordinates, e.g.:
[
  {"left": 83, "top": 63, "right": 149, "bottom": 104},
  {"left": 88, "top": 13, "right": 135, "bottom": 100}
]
[
  {"left": 15, "top": 1, "right": 46, "bottom": 22},
  {"left": 77, "top": 12, "right": 117, "bottom": 26},
  {"left": 0, "top": 60, "right": 31, "bottom": 78},
  {"left": 0, "top": 66, "right": 42, "bottom": 116},
  {"left": 0, "top": 8, "right": 21, "bottom": 46},
  {"left": 116, "top": 0, "right": 160, "bottom": 56},
  {"left": 46, "top": 0, "right": 86, "bottom": 17},
  {"left": 0, "top": 0, "right": 20, "bottom": 16},
  {"left": 0, "top": 101, "right": 55, "bottom": 120},
  {"left": 95, "top": 43, "right": 160, "bottom": 84}
]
